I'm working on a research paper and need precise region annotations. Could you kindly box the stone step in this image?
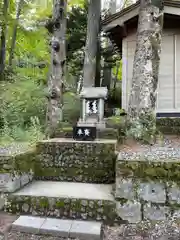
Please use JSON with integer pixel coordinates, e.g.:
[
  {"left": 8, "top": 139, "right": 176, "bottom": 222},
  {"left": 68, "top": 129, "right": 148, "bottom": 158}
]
[
  {"left": 12, "top": 215, "right": 102, "bottom": 240},
  {"left": 5, "top": 181, "right": 117, "bottom": 224},
  {"left": 35, "top": 138, "right": 117, "bottom": 183}
]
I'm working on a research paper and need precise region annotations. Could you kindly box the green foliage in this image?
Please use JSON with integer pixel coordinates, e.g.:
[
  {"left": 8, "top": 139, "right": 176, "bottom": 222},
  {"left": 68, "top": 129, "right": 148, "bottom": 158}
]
[
  {"left": 126, "top": 112, "right": 158, "bottom": 144},
  {"left": 0, "top": 0, "right": 122, "bottom": 146},
  {"left": 0, "top": 79, "right": 46, "bottom": 127},
  {"left": 112, "top": 60, "right": 122, "bottom": 81},
  {"left": 0, "top": 116, "right": 45, "bottom": 146},
  {"left": 63, "top": 92, "right": 80, "bottom": 124},
  {"left": 67, "top": 4, "right": 87, "bottom": 76}
]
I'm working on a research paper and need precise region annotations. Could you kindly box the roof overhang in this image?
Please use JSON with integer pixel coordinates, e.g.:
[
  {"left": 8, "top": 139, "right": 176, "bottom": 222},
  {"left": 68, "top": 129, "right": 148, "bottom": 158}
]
[{"left": 102, "top": 0, "right": 180, "bottom": 31}]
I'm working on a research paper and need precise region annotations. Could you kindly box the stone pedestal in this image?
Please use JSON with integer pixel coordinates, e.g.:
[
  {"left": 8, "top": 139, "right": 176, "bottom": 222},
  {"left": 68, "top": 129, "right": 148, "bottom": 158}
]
[{"left": 77, "top": 87, "right": 108, "bottom": 129}]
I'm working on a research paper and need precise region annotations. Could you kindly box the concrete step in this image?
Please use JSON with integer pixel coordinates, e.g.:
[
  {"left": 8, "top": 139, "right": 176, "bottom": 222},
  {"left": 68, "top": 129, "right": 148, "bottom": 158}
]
[
  {"left": 5, "top": 181, "right": 117, "bottom": 224},
  {"left": 35, "top": 138, "right": 117, "bottom": 183},
  {"left": 12, "top": 215, "right": 102, "bottom": 240}
]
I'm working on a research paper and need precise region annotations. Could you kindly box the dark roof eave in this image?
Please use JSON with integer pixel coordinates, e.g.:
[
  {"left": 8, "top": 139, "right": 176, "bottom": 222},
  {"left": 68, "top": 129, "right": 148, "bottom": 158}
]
[{"left": 101, "top": 0, "right": 180, "bottom": 26}]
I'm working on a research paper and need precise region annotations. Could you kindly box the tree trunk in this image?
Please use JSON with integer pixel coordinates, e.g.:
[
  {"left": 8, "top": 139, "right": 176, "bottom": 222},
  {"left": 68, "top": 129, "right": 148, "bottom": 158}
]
[
  {"left": 9, "top": 0, "right": 23, "bottom": 67},
  {"left": 46, "top": 0, "right": 67, "bottom": 137},
  {"left": 95, "top": 35, "right": 101, "bottom": 87},
  {"left": 102, "top": 0, "right": 116, "bottom": 89},
  {"left": 83, "top": 0, "right": 101, "bottom": 87},
  {"left": 127, "top": 0, "right": 164, "bottom": 143},
  {"left": 0, "top": 0, "right": 9, "bottom": 81}
]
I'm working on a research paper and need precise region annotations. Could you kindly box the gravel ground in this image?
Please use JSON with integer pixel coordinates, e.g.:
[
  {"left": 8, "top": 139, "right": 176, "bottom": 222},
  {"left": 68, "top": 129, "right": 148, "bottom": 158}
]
[{"left": 3, "top": 223, "right": 180, "bottom": 240}]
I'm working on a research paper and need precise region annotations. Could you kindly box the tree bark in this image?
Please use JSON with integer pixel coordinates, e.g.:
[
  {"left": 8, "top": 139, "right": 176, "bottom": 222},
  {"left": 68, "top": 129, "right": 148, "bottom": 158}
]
[
  {"left": 102, "top": 0, "right": 116, "bottom": 89},
  {"left": 83, "top": 0, "right": 101, "bottom": 87},
  {"left": 46, "top": 0, "right": 67, "bottom": 137},
  {"left": 0, "top": 0, "right": 9, "bottom": 81},
  {"left": 9, "top": 0, "right": 23, "bottom": 67},
  {"left": 127, "top": 0, "right": 164, "bottom": 143},
  {"left": 95, "top": 35, "right": 101, "bottom": 87}
]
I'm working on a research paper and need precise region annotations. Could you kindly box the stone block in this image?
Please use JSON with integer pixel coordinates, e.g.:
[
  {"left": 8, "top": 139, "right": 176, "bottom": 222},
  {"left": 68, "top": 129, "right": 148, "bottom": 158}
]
[
  {"left": 40, "top": 218, "right": 72, "bottom": 237},
  {"left": 143, "top": 204, "right": 169, "bottom": 220},
  {"left": 69, "top": 220, "right": 102, "bottom": 240},
  {"left": 138, "top": 182, "right": 166, "bottom": 203},
  {"left": 116, "top": 201, "right": 141, "bottom": 223},
  {"left": 12, "top": 216, "right": 45, "bottom": 234},
  {"left": 0, "top": 194, "right": 5, "bottom": 210},
  {"left": 0, "top": 173, "right": 21, "bottom": 193},
  {"left": 29, "top": 170, "right": 34, "bottom": 181},
  {"left": 172, "top": 210, "right": 180, "bottom": 219},
  {"left": 168, "top": 184, "right": 180, "bottom": 204},
  {"left": 79, "top": 87, "right": 107, "bottom": 99},
  {"left": 115, "top": 178, "right": 135, "bottom": 200},
  {"left": 20, "top": 174, "right": 29, "bottom": 187}
]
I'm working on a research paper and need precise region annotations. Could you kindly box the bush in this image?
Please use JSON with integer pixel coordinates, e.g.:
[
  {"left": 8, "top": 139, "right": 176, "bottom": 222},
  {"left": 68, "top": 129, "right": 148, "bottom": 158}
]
[
  {"left": 0, "top": 77, "right": 81, "bottom": 145},
  {"left": 0, "top": 79, "right": 46, "bottom": 128},
  {"left": 0, "top": 116, "right": 45, "bottom": 146}
]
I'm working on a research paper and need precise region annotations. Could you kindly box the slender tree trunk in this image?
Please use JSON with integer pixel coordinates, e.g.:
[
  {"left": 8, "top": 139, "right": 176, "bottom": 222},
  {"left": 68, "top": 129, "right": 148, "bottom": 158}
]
[
  {"left": 9, "top": 0, "right": 23, "bottom": 67},
  {"left": 102, "top": 0, "right": 116, "bottom": 89},
  {"left": 0, "top": 0, "right": 9, "bottom": 81},
  {"left": 127, "top": 0, "right": 164, "bottom": 143},
  {"left": 46, "top": 0, "right": 67, "bottom": 137},
  {"left": 102, "top": 44, "right": 112, "bottom": 90},
  {"left": 83, "top": 0, "right": 101, "bottom": 87},
  {"left": 95, "top": 35, "right": 101, "bottom": 87}
]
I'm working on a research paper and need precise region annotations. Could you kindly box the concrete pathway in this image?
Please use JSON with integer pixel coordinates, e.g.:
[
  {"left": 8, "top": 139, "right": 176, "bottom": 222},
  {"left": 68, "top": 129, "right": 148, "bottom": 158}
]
[
  {"left": 12, "top": 216, "right": 102, "bottom": 240},
  {"left": 13, "top": 181, "right": 114, "bottom": 201}
]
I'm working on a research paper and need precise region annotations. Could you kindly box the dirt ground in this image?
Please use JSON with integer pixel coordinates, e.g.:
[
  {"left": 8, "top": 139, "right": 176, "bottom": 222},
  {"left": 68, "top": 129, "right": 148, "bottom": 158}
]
[{"left": 1, "top": 212, "right": 180, "bottom": 240}]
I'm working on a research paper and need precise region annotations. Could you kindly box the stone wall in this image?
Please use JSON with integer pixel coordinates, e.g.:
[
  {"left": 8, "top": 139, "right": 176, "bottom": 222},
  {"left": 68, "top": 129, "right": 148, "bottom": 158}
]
[
  {"left": 106, "top": 116, "right": 180, "bottom": 135},
  {"left": 35, "top": 139, "right": 117, "bottom": 183},
  {"left": 116, "top": 150, "right": 180, "bottom": 223},
  {"left": 5, "top": 195, "right": 118, "bottom": 224},
  {"left": 0, "top": 148, "right": 36, "bottom": 195},
  {"left": 156, "top": 118, "right": 180, "bottom": 134}
]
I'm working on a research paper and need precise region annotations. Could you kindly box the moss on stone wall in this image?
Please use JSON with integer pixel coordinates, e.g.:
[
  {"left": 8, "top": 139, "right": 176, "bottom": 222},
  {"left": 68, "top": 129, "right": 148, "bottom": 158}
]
[
  {"left": 156, "top": 118, "right": 180, "bottom": 134},
  {"left": 0, "top": 147, "right": 37, "bottom": 175},
  {"left": 117, "top": 160, "right": 180, "bottom": 182},
  {"left": 35, "top": 140, "right": 117, "bottom": 183},
  {"left": 106, "top": 116, "right": 180, "bottom": 135},
  {"left": 156, "top": 118, "right": 180, "bottom": 127},
  {"left": 5, "top": 195, "right": 118, "bottom": 224}
]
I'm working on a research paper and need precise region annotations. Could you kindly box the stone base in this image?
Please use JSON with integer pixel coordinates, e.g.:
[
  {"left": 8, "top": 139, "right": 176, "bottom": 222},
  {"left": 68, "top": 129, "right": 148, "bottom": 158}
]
[
  {"left": 35, "top": 138, "right": 117, "bottom": 183},
  {"left": 77, "top": 120, "right": 106, "bottom": 129}
]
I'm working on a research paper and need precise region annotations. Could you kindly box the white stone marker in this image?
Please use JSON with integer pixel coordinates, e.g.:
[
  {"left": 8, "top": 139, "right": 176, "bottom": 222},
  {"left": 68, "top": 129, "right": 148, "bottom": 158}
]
[{"left": 78, "top": 87, "right": 108, "bottom": 129}]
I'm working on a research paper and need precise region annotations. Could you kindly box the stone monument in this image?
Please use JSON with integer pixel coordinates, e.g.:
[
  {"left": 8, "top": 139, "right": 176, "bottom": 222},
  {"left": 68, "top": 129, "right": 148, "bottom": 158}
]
[{"left": 77, "top": 87, "right": 108, "bottom": 129}]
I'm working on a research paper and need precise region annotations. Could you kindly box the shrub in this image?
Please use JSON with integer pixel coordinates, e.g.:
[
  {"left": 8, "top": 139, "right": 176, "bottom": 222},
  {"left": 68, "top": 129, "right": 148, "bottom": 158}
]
[{"left": 0, "top": 79, "right": 46, "bottom": 129}]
